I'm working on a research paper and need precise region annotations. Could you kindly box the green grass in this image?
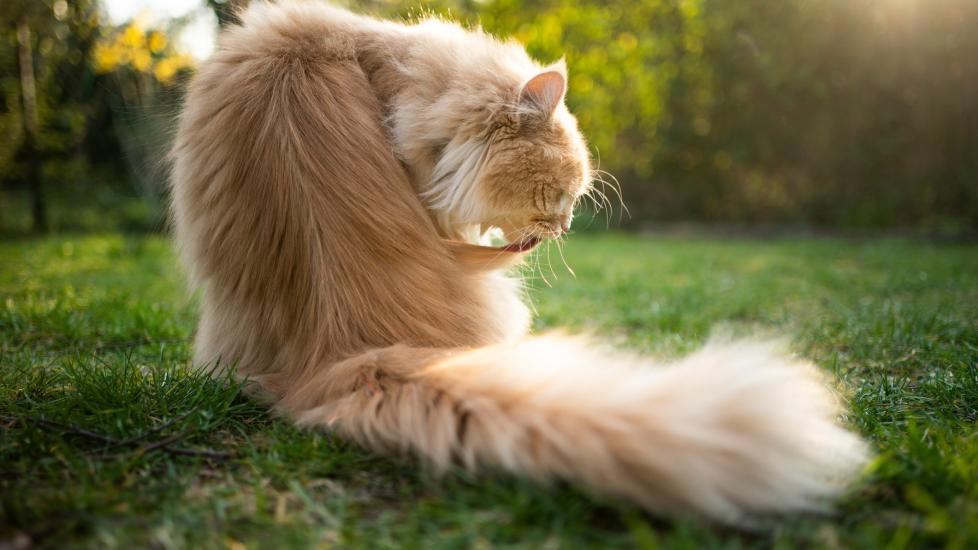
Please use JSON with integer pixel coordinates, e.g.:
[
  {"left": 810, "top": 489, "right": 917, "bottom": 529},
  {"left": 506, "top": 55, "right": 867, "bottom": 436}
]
[{"left": 1, "top": 233, "right": 976, "bottom": 548}]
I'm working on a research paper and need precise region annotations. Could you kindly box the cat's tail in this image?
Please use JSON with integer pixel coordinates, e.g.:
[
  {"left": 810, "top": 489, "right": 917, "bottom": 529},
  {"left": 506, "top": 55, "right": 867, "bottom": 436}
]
[{"left": 280, "top": 336, "right": 867, "bottom": 525}]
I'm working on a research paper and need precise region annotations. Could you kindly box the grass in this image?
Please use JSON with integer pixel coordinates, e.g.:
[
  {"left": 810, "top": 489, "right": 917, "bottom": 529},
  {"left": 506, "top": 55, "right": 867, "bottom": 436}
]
[{"left": 1, "top": 232, "right": 976, "bottom": 548}]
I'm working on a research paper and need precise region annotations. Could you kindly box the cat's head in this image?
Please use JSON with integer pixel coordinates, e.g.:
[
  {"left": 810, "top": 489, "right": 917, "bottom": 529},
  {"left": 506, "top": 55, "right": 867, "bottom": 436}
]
[{"left": 425, "top": 62, "right": 591, "bottom": 251}]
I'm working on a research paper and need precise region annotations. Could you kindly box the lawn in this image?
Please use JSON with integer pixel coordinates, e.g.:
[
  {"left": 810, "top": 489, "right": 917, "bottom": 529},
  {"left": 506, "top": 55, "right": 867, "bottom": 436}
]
[{"left": 1, "top": 233, "right": 976, "bottom": 548}]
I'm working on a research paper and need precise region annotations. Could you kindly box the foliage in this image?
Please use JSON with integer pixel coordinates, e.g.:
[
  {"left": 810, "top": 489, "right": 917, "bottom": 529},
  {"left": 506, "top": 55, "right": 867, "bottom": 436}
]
[
  {"left": 92, "top": 19, "right": 195, "bottom": 85},
  {"left": 0, "top": 0, "right": 101, "bottom": 183},
  {"left": 370, "top": 0, "right": 978, "bottom": 229},
  {"left": 2, "top": 233, "right": 977, "bottom": 547},
  {"left": 2, "top": 0, "right": 977, "bottom": 233},
  {"left": 0, "top": 1, "right": 194, "bottom": 236}
]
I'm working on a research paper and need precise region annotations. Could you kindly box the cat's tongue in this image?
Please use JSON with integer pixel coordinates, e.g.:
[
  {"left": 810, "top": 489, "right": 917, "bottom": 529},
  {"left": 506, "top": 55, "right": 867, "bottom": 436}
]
[{"left": 501, "top": 236, "right": 541, "bottom": 253}]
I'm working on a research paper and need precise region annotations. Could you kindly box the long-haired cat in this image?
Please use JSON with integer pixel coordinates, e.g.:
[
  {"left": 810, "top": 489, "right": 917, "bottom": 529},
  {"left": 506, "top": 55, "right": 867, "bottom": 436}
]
[{"left": 170, "top": 0, "right": 866, "bottom": 525}]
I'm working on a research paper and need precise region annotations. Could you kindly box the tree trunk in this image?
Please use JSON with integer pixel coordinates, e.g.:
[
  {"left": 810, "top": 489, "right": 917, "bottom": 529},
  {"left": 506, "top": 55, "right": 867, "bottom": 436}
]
[{"left": 17, "top": 16, "right": 46, "bottom": 234}]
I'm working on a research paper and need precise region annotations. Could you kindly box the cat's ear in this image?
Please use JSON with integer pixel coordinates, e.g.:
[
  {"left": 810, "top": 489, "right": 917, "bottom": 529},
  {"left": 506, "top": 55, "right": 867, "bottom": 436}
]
[{"left": 518, "top": 61, "right": 567, "bottom": 117}]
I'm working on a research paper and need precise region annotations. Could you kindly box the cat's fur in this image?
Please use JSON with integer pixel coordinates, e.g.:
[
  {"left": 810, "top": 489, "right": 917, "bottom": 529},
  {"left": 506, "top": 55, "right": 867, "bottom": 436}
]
[{"left": 170, "top": 0, "right": 867, "bottom": 525}]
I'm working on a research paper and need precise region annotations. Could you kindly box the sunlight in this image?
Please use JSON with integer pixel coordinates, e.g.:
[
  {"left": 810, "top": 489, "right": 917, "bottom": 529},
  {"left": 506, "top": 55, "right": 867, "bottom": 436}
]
[{"left": 102, "top": 0, "right": 217, "bottom": 60}]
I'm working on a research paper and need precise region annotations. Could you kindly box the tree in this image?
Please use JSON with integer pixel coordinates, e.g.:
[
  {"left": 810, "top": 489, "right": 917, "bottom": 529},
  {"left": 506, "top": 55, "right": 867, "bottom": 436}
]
[
  {"left": 16, "top": 15, "right": 44, "bottom": 233},
  {"left": 2, "top": 0, "right": 101, "bottom": 234}
]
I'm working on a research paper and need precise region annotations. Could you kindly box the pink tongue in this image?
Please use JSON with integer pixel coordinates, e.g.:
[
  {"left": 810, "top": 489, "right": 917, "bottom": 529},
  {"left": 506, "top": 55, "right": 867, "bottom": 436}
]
[{"left": 501, "top": 237, "right": 541, "bottom": 253}]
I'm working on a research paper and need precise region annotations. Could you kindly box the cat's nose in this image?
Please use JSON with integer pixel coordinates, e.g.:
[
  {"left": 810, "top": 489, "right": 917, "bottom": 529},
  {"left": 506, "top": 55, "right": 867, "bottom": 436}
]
[
  {"left": 547, "top": 222, "right": 569, "bottom": 236},
  {"left": 539, "top": 218, "right": 570, "bottom": 236},
  {"left": 545, "top": 222, "right": 565, "bottom": 236}
]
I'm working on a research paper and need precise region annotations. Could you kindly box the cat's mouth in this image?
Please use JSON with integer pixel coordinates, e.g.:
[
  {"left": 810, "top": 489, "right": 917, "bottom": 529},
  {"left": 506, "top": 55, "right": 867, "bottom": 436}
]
[
  {"left": 445, "top": 233, "right": 543, "bottom": 269},
  {"left": 500, "top": 236, "right": 542, "bottom": 253}
]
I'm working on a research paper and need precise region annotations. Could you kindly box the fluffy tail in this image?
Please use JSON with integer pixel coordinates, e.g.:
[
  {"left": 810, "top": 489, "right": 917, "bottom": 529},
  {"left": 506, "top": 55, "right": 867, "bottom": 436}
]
[{"left": 280, "top": 336, "right": 867, "bottom": 525}]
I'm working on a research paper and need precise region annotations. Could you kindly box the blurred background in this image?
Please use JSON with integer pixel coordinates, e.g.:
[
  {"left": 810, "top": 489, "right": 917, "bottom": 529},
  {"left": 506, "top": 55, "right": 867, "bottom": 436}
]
[{"left": 1, "top": 0, "right": 976, "bottom": 237}]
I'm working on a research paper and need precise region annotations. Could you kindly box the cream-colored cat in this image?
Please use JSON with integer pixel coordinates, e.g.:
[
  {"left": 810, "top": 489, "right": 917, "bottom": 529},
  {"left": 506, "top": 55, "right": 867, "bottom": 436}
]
[{"left": 170, "top": 0, "right": 866, "bottom": 525}]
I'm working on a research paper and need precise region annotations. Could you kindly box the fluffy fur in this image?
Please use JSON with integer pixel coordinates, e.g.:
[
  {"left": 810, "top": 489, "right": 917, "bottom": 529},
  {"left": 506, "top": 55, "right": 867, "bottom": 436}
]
[{"left": 170, "top": 0, "right": 867, "bottom": 526}]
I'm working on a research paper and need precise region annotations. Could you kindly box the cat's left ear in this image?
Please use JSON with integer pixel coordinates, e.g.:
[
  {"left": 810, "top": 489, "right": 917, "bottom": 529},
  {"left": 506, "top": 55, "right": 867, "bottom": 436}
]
[{"left": 518, "top": 59, "right": 567, "bottom": 117}]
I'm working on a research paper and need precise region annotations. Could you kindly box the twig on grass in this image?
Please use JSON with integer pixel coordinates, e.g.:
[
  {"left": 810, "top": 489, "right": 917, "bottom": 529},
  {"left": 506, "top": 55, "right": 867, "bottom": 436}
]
[
  {"left": 136, "top": 429, "right": 194, "bottom": 455},
  {"left": 154, "top": 446, "right": 234, "bottom": 460},
  {"left": 98, "top": 410, "right": 195, "bottom": 452},
  {"left": 29, "top": 416, "right": 117, "bottom": 444},
  {"left": 6, "top": 414, "right": 235, "bottom": 461}
]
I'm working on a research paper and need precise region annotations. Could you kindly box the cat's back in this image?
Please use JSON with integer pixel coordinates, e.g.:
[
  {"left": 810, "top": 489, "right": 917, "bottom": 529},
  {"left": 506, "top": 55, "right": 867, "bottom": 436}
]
[
  {"left": 200, "top": 2, "right": 536, "bottom": 112},
  {"left": 227, "top": 1, "right": 375, "bottom": 54}
]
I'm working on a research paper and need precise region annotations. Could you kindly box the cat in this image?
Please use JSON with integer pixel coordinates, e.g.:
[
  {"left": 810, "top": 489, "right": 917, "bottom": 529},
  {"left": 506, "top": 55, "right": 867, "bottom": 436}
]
[{"left": 169, "top": 0, "right": 867, "bottom": 526}]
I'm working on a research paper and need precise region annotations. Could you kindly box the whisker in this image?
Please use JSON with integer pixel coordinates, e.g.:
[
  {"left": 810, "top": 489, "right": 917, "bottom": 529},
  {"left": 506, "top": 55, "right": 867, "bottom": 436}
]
[
  {"left": 555, "top": 235, "right": 575, "bottom": 278},
  {"left": 524, "top": 227, "right": 552, "bottom": 287},
  {"left": 586, "top": 185, "right": 613, "bottom": 227},
  {"left": 592, "top": 169, "right": 629, "bottom": 222},
  {"left": 543, "top": 238, "right": 559, "bottom": 283},
  {"left": 582, "top": 190, "right": 603, "bottom": 213},
  {"left": 535, "top": 246, "right": 551, "bottom": 287}
]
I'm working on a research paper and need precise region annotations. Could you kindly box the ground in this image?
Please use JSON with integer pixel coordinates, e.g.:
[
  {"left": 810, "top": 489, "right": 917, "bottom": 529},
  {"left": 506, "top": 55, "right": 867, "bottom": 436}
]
[{"left": 1, "top": 233, "right": 976, "bottom": 548}]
